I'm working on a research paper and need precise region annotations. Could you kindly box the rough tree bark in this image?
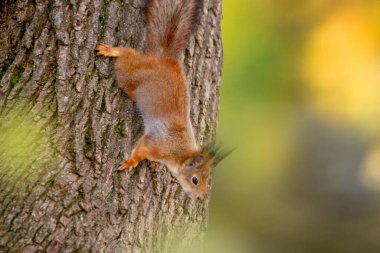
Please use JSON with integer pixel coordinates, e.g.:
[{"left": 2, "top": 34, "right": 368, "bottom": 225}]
[{"left": 0, "top": 0, "right": 222, "bottom": 252}]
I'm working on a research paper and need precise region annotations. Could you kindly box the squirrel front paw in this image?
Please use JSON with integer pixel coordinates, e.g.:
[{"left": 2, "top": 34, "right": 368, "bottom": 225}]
[
  {"left": 96, "top": 44, "right": 112, "bottom": 56},
  {"left": 118, "top": 159, "right": 139, "bottom": 171}
]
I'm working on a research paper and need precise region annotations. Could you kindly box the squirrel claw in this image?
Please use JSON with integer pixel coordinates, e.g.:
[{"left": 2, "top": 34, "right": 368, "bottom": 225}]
[{"left": 114, "top": 163, "right": 122, "bottom": 171}]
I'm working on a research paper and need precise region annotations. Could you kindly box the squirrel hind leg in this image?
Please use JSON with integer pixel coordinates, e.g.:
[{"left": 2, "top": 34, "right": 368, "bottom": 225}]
[
  {"left": 149, "top": 161, "right": 159, "bottom": 172},
  {"left": 96, "top": 44, "right": 122, "bottom": 57}
]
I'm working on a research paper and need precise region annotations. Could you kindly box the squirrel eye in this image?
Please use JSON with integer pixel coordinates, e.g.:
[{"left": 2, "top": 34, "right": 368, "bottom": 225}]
[{"left": 192, "top": 176, "right": 198, "bottom": 185}]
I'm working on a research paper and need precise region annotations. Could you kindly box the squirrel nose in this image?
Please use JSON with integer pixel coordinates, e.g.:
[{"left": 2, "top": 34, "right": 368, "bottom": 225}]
[{"left": 197, "top": 195, "right": 204, "bottom": 201}]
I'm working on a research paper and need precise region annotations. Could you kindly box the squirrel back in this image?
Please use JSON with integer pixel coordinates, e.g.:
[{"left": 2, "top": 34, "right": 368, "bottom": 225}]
[{"left": 144, "top": 0, "right": 204, "bottom": 59}]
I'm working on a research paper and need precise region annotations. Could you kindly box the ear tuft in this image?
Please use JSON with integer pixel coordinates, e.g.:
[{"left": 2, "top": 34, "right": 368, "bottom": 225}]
[{"left": 202, "top": 142, "right": 235, "bottom": 167}]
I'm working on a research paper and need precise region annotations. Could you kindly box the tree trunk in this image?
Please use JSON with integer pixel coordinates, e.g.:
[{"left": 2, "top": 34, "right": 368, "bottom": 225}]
[{"left": 0, "top": 0, "right": 222, "bottom": 252}]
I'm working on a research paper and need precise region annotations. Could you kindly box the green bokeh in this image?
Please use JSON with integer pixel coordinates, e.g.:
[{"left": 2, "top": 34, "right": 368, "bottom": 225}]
[{"left": 0, "top": 106, "right": 54, "bottom": 186}]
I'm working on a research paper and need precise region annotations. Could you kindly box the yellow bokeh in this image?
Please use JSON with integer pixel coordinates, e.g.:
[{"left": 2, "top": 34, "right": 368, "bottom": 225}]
[{"left": 303, "top": 3, "right": 380, "bottom": 135}]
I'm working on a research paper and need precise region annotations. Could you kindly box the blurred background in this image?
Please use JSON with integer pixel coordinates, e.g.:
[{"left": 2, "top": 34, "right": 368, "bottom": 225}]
[{"left": 208, "top": 0, "right": 380, "bottom": 252}]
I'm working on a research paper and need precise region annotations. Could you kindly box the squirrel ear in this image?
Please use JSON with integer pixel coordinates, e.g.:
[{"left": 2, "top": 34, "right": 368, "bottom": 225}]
[{"left": 187, "top": 155, "right": 204, "bottom": 168}]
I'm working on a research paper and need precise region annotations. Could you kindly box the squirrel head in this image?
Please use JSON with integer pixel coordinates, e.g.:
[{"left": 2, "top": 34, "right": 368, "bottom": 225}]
[{"left": 174, "top": 143, "right": 233, "bottom": 200}]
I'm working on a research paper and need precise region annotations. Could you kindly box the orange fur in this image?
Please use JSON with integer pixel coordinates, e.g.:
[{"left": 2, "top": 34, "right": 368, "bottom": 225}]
[{"left": 96, "top": 0, "right": 216, "bottom": 200}]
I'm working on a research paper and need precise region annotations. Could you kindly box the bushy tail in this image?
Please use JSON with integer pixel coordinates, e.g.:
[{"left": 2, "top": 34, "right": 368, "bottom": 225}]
[{"left": 145, "top": 0, "right": 204, "bottom": 59}]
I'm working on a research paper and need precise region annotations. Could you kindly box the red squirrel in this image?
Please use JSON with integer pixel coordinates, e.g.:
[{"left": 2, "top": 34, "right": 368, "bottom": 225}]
[{"left": 96, "top": 0, "right": 226, "bottom": 200}]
